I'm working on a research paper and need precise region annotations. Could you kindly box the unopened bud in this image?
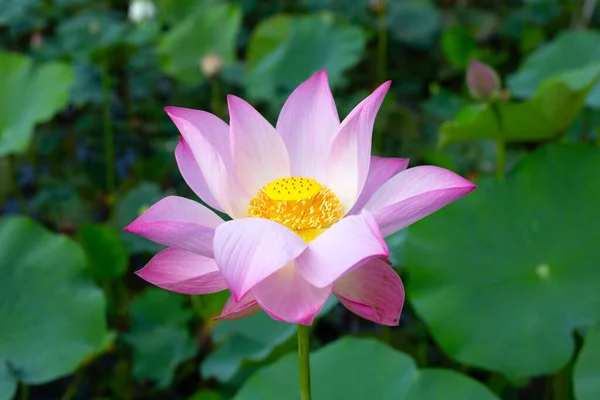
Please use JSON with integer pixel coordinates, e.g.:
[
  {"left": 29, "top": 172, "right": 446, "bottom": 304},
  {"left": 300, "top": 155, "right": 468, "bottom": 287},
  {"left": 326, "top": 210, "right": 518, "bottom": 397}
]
[
  {"left": 466, "top": 60, "right": 501, "bottom": 101},
  {"left": 200, "top": 52, "right": 223, "bottom": 78},
  {"left": 30, "top": 30, "right": 44, "bottom": 50},
  {"left": 128, "top": 0, "right": 157, "bottom": 24}
]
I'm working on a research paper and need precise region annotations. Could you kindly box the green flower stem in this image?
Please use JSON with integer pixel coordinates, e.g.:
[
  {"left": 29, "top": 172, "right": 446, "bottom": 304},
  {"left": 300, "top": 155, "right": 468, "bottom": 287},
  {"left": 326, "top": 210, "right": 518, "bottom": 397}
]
[
  {"left": 297, "top": 324, "right": 312, "bottom": 400},
  {"left": 550, "top": 364, "right": 571, "bottom": 400},
  {"left": 19, "top": 383, "right": 29, "bottom": 400},
  {"left": 495, "top": 139, "right": 505, "bottom": 180},
  {"left": 490, "top": 102, "right": 505, "bottom": 180},
  {"left": 210, "top": 78, "right": 223, "bottom": 119},
  {"left": 101, "top": 54, "right": 116, "bottom": 210}
]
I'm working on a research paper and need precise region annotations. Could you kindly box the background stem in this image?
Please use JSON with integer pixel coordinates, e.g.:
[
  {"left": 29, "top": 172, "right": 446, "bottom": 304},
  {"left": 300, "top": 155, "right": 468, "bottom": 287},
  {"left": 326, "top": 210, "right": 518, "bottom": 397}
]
[
  {"left": 101, "top": 54, "right": 116, "bottom": 210},
  {"left": 19, "top": 383, "right": 29, "bottom": 400},
  {"left": 376, "top": 0, "right": 387, "bottom": 83},
  {"left": 490, "top": 102, "right": 505, "bottom": 180},
  {"left": 297, "top": 325, "right": 312, "bottom": 400},
  {"left": 373, "top": 0, "right": 387, "bottom": 154}
]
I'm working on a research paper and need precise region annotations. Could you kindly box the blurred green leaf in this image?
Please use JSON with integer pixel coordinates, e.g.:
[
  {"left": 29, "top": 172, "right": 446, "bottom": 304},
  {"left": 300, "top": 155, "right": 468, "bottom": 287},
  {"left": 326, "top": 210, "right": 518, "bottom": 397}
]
[
  {"left": 0, "top": 0, "right": 39, "bottom": 27},
  {"left": 422, "top": 89, "right": 467, "bottom": 121},
  {"left": 0, "top": 52, "right": 73, "bottom": 157},
  {"left": 202, "top": 312, "right": 296, "bottom": 382},
  {"left": 404, "top": 144, "right": 600, "bottom": 379},
  {"left": 386, "top": 0, "right": 440, "bottom": 48},
  {"left": 155, "top": 0, "right": 207, "bottom": 24},
  {"left": 0, "top": 362, "right": 16, "bottom": 400},
  {"left": 508, "top": 31, "right": 600, "bottom": 108},
  {"left": 56, "top": 12, "right": 127, "bottom": 59},
  {"left": 387, "top": 229, "right": 409, "bottom": 267},
  {"left": 519, "top": 26, "right": 545, "bottom": 54},
  {"left": 440, "top": 63, "right": 600, "bottom": 147},
  {"left": 191, "top": 291, "right": 230, "bottom": 320},
  {"left": 245, "top": 13, "right": 366, "bottom": 104},
  {"left": 158, "top": 2, "right": 241, "bottom": 84},
  {"left": 112, "top": 182, "right": 164, "bottom": 255},
  {"left": 77, "top": 223, "right": 128, "bottom": 281},
  {"left": 574, "top": 322, "right": 600, "bottom": 400},
  {"left": 124, "top": 289, "right": 197, "bottom": 388},
  {"left": 302, "top": 0, "right": 370, "bottom": 22},
  {"left": 440, "top": 26, "right": 477, "bottom": 69},
  {"left": 189, "top": 390, "right": 222, "bottom": 400},
  {"left": 71, "top": 61, "right": 103, "bottom": 106},
  {"left": 234, "top": 337, "right": 499, "bottom": 399},
  {"left": 0, "top": 216, "right": 110, "bottom": 396}
]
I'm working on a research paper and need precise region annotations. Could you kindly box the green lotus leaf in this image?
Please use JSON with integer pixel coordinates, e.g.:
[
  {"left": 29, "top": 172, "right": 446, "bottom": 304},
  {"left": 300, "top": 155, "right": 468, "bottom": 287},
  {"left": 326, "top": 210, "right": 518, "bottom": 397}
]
[
  {"left": 234, "top": 337, "right": 499, "bottom": 399},
  {"left": 0, "top": 52, "right": 73, "bottom": 157},
  {"left": 404, "top": 144, "right": 600, "bottom": 379},
  {"left": 0, "top": 216, "right": 110, "bottom": 400}
]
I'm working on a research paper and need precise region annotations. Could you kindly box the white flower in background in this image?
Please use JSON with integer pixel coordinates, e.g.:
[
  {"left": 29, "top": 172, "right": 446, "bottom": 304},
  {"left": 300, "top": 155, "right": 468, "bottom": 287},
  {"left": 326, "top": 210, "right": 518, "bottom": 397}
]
[{"left": 128, "top": 0, "right": 157, "bottom": 24}]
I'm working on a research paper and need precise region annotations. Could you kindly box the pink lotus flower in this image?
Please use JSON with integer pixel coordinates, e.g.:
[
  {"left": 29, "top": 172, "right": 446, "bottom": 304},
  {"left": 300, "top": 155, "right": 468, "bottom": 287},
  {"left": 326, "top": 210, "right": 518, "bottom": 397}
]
[{"left": 125, "top": 71, "right": 476, "bottom": 326}]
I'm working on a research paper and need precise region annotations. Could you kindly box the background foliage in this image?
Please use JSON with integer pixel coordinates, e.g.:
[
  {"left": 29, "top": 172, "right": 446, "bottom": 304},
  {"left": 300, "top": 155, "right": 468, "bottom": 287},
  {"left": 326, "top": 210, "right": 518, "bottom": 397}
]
[{"left": 1, "top": 0, "right": 600, "bottom": 399}]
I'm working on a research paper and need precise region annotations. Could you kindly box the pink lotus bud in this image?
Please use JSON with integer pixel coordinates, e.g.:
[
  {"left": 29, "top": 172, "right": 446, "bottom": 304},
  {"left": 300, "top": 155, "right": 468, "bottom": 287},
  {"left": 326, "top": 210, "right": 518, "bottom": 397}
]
[
  {"left": 200, "top": 52, "right": 224, "bottom": 78},
  {"left": 30, "top": 30, "right": 44, "bottom": 50},
  {"left": 466, "top": 60, "right": 501, "bottom": 101}
]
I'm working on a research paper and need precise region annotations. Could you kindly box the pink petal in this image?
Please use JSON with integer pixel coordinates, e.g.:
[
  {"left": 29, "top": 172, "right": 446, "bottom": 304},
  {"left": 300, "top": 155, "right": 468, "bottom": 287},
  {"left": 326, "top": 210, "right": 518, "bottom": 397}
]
[
  {"left": 136, "top": 247, "right": 228, "bottom": 294},
  {"left": 295, "top": 211, "right": 389, "bottom": 288},
  {"left": 276, "top": 70, "right": 340, "bottom": 180},
  {"left": 165, "top": 106, "right": 250, "bottom": 218},
  {"left": 364, "top": 166, "right": 477, "bottom": 237},
  {"left": 348, "top": 156, "right": 410, "bottom": 215},
  {"left": 252, "top": 263, "right": 332, "bottom": 325},
  {"left": 175, "top": 137, "right": 223, "bottom": 212},
  {"left": 214, "top": 292, "right": 261, "bottom": 321},
  {"left": 165, "top": 106, "right": 232, "bottom": 164},
  {"left": 228, "top": 95, "right": 290, "bottom": 197},
  {"left": 334, "top": 258, "right": 404, "bottom": 326},
  {"left": 213, "top": 218, "right": 307, "bottom": 301},
  {"left": 326, "top": 82, "right": 391, "bottom": 212},
  {"left": 124, "top": 196, "right": 223, "bottom": 257}
]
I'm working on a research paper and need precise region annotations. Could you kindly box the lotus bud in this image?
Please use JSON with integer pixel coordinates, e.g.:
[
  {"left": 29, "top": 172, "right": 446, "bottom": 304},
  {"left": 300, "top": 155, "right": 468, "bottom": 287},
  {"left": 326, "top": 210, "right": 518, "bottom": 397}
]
[
  {"left": 466, "top": 60, "right": 501, "bottom": 101},
  {"left": 200, "top": 52, "right": 224, "bottom": 78},
  {"left": 30, "top": 30, "right": 44, "bottom": 50}
]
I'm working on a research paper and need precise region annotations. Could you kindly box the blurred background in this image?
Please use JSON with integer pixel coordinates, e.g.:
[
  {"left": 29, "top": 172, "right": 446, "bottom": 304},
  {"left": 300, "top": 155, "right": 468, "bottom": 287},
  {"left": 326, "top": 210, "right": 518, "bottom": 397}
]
[{"left": 1, "top": 0, "right": 600, "bottom": 399}]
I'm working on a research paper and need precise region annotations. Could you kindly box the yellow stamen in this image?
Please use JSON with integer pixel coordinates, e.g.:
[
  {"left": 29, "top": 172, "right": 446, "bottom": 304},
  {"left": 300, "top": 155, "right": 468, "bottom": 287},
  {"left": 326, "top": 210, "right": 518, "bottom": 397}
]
[{"left": 248, "top": 177, "right": 343, "bottom": 242}]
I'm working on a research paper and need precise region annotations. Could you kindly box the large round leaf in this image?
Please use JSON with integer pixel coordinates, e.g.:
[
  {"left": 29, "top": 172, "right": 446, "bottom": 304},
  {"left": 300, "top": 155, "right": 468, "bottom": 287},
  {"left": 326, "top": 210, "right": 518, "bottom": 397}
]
[
  {"left": 404, "top": 144, "right": 600, "bottom": 379},
  {"left": 0, "top": 52, "right": 73, "bottom": 157},
  {"left": 234, "top": 337, "right": 499, "bottom": 399},
  {"left": 245, "top": 14, "right": 366, "bottom": 103},
  {"left": 574, "top": 323, "right": 600, "bottom": 400},
  {"left": 0, "top": 216, "right": 110, "bottom": 399},
  {"left": 507, "top": 31, "right": 600, "bottom": 108}
]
